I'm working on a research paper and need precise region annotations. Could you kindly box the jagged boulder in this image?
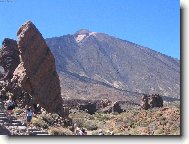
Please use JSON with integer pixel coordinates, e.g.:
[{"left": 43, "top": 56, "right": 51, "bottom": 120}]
[
  {"left": 0, "top": 38, "right": 20, "bottom": 80},
  {"left": 140, "top": 95, "right": 150, "bottom": 110},
  {"left": 11, "top": 21, "right": 63, "bottom": 115},
  {"left": 112, "top": 101, "right": 123, "bottom": 113},
  {"left": 96, "top": 98, "right": 112, "bottom": 110},
  {"left": 141, "top": 94, "right": 163, "bottom": 110},
  {"left": 100, "top": 101, "right": 123, "bottom": 114},
  {"left": 78, "top": 102, "right": 97, "bottom": 114},
  {"left": 149, "top": 94, "right": 163, "bottom": 108}
]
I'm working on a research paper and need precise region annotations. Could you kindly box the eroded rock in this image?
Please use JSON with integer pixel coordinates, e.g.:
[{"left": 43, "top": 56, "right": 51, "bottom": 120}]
[
  {"left": 141, "top": 94, "right": 163, "bottom": 110},
  {"left": 0, "top": 38, "right": 20, "bottom": 80},
  {"left": 11, "top": 21, "right": 63, "bottom": 115}
]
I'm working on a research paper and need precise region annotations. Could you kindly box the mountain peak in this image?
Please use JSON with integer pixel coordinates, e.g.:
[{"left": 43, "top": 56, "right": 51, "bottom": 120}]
[
  {"left": 75, "top": 29, "right": 92, "bottom": 35},
  {"left": 74, "top": 29, "right": 97, "bottom": 43}
]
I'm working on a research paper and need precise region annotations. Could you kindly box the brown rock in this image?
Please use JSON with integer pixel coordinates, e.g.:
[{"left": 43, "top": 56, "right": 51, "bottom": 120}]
[
  {"left": 141, "top": 94, "right": 163, "bottom": 110},
  {"left": 140, "top": 95, "right": 150, "bottom": 110},
  {"left": 112, "top": 101, "right": 123, "bottom": 113},
  {"left": 11, "top": 21, "right": 63, "bottom": 115},
  {"left": 78, "top": 102, "right": 97, "bottom": 114},
  {"left": 148, "top": 94, "right": 163, "bottom": 108},
  {"left": 0, "top": 38, "right": 20, "bottom": 80},
  {"left": 97, "top": 99, "right": 112, "bottom": 109},
  {"left": 100, "top": 101, "right": 123, "bottom": 113}
]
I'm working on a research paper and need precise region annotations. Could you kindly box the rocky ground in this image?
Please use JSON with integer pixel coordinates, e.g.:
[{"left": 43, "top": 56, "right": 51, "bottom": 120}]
[
  {"left": 69, "top": 101, "right": 180, "bottom": 135},
  {"left": 0, "top": 97, "right": 180, "bottom": 135},
  {"left": 0, "top": 99, "right": 49, "bottom": 135}
]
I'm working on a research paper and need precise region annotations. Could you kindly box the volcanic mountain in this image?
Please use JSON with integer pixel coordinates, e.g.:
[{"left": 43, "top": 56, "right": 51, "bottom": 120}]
[{"left": 45, "top": 29, "right": 180, "bottom": 102}]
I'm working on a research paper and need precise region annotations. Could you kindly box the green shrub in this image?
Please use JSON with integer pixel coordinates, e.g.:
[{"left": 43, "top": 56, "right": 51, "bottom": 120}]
[
  {"left": 49, "top": 127, "right": 73, "bottom": 135},
  {"left": 129, "top": 128, "right": 140, "bottom": 135},
  {"left": 6, "top": 91, "right": 14, "bottom": 97},
  {"left": 88, "top": 115, "right": 95, "bottom": 120},
  {"left": 32, "top": 117, "right": 49, "bottom": 129},
  {"left": 91, "top": 130, "right": 98, "bottom": 135},
  {"left": 13, "top": 107, "right": 23, "bottom": 115},
  {"left": 41, "top": 113, "right": 55, "bottom": 125},
  {"left": 123, "top": 118, "right": 134, "bottom": 127},
  {"left": 72, "top": 118, "right": 84, "bottom": 128},
  {"left": 154, "top": 128, "right": 164, "bottom": 135},
  {"left": 93, "top": 113, "right": 111, "bottom": 121},
  {"left": 83, "top": 120, "right": 98, "bottom": 130}
]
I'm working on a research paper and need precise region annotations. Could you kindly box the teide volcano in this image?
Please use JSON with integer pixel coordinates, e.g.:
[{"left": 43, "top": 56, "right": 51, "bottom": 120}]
[{"left": 46, "top": 29, "right": 180, "bottom": 102}]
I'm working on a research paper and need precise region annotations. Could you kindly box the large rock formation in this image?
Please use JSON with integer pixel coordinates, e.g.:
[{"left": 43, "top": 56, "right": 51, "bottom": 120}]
[
  {"left": 140, "top": 94, "right": 163, "bottom": 110},
  {"left": 140, "top": 95, "right": 150, "bottom": 110},
  {"left": 148, "top": 94, "right": 163, "bottom": 108},
  {"left": 0, "top": 38, "right": 20, "bottom": 80},
  {"left": 11, "top": 21, "right": 63, "bottom": 115},
  {"left": 62, "top": 98, "right": 123, "bottom": 114}
]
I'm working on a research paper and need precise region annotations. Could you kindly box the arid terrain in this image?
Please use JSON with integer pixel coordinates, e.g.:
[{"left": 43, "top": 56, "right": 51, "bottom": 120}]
[{"left": 0, "top": 21, "right": 180, "bottom": 135}]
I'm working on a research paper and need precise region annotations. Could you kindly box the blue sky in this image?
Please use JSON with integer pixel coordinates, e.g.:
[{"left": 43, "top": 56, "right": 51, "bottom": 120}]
[{"left": 0, "top": 0, "right": 180, "bottom": 59}]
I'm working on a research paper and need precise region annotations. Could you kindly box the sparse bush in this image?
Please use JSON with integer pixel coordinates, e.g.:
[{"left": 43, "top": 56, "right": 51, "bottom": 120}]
[
  {"left": 154, "top": 128, "right": 164, "bottom": 135},
  {"left": 72, "top": 118, "right": 84, "bottom": 128},
  {"left": 129, "top": 128, "right": 140, "bottom": 135},
  {"left": 41, "top": 113, "right": 55, "bottom": 125},
  {"left": 67, "top": 103, "right": 180, "bottom": 135},
  {"left": 83, "top": 120, "right": 98, "bottom": 130},
  {"left": 93, "top": 113, "right": 111, "bottom": 121},
  {"left": 32, "top": 117, "right": 49, "bottom": 129},
  {"left": 69, "top": 111, "right": 89, "bottom": 127},
  {"left": 91, "top": 130, "right": 98, "bottom": 135},
  {"left": 123, "top": 117, "right": 134, "bottom": 127},
  {"left": 13, "top": 107, "right": 23, "bottom": 115},
  {"left": 6, "top": 91, "right": 14, "bottom": 97},
  {"left": 49, "top": 127, "right": 73, "bottom": 135},
  {"left": 88, "top": 115, "right": 95, "bottom": 120}
]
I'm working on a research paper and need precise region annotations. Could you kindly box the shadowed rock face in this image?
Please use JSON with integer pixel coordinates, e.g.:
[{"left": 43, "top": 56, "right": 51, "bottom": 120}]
[
  {"left": 140, "top": 94, "right": 163, "bottom": 110},
  {"left": 140, "top": 95, "right": 150, "bottom": 110},
  {"left": 149, "top": 94, "right": 163, "bottom": 108},
  {"left": 0, "top": 38, "right": 20, "bottom": 80},
  {"left": 11, "top": 21, "right": 63, "bottom": 115}
]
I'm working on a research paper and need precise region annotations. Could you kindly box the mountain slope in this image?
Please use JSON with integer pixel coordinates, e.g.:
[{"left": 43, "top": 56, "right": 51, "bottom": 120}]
[{"left": 45, "top": 29, "right": 180, "bottom": 101}]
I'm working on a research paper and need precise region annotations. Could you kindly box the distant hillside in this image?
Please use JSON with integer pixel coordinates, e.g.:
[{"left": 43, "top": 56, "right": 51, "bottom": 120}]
[{"left": 45, "top": 29, "right": 180, "bottom": 101}]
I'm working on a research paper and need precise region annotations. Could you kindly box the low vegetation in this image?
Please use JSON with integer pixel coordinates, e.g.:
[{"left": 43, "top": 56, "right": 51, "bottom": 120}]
[
  {"left": 49, "top": 127, "right": 73, "bottom": 135},
  {"left": 69, "top": 103, "right": 180, "bottom": 135},
  {"left": 11, "top": 102, "right": 180, "bottom": 135}
]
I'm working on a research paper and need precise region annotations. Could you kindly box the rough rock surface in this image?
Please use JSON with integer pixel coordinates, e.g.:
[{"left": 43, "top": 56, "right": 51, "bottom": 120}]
[
  {"left": 0, "top": 38, "right": 20, "bottom": 80},
  {"left": 149, "top": 94, "right": 163, "bottom": 108},
  {"left": 111, "top": 101, "right": 123, "bottom": 113},
  {"left": 100, "top": 101, "right": 123, "bottom": 114},
  {"left": 63, "top": 99, "right": 123, "bottom": 114},
  {"left": 140, "top": 94, "right": 163, "bottom": 110},
  {"left": 11, "top": 21, "right": 63, "bottom": 115},
  {"left": 78, "top": 102, "right": 97, "bottom": 114},
  {"left": 140, "top": 95, "right": 150, "bottom": 110}
]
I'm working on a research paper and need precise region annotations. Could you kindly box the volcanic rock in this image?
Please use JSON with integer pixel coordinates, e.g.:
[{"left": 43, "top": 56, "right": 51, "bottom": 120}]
[
  {"left": 112, "top": 101, "right": 123, "bottom": 113},
  {"left": 78, "top": 102, "right": 97, "bottom": 114},
  {"left": 11, "top": 21, "right": 63, "bottom": 115},
  {"left": 149, "top": 94, "right": 163, "bottom": 108},
  {"left": 140, "top": 94, "right": 163, "bottom": 110},
  {"left": 140, "top": 95, "right": 150, "bottom": 110},
  {"left": 100, "top": 101, "right": 123, "bottom": 113},
  {"left": 0, "top": 38, "right": 20, "bottom": 80}
]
